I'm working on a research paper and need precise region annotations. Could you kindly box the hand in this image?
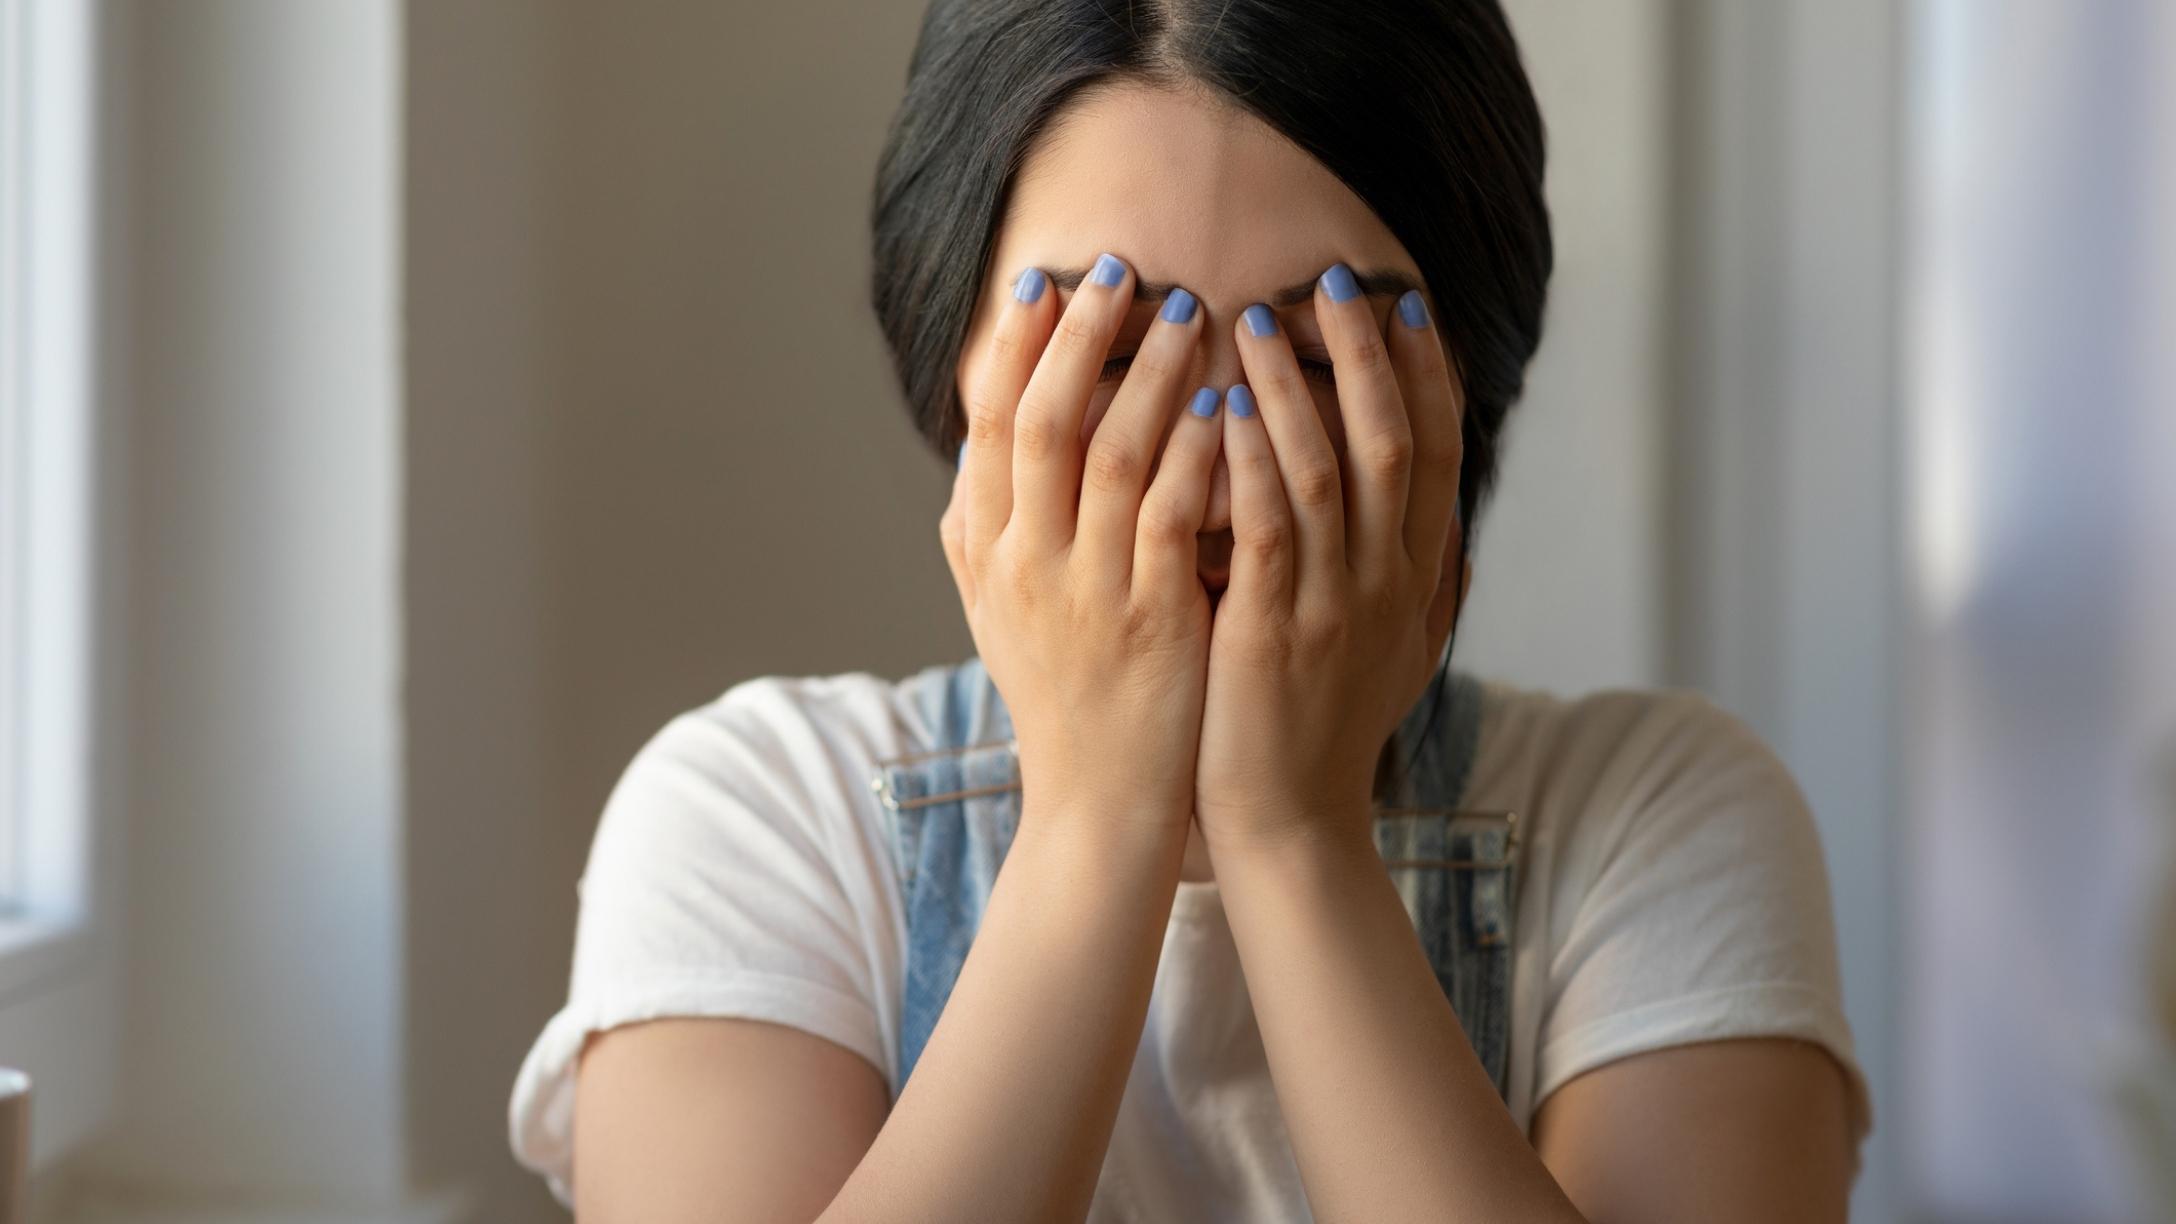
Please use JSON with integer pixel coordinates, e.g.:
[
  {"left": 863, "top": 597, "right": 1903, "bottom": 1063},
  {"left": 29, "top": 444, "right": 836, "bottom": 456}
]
[
  {"left": 939, "top": 252, "right": 1226, "bottom": 830},
  {"left": 1194, "top": 264, "right": 1467, "bottom": 852}
]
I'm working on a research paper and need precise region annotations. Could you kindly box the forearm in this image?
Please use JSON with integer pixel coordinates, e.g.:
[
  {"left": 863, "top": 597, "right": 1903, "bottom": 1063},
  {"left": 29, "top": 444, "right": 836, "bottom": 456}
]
[
  {"left": 1209, "top": 819, "right": 1585, "bottom": 1224},
  {"left": 819, "top": 795, "right": 1187, "bottom": 1224}
]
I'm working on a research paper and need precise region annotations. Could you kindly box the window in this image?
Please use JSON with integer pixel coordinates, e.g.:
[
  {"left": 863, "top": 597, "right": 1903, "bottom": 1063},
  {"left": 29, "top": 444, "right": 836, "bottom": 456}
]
[
  {"left": 0, "top": 0, "right": 22, "bottom": 910},
  {"left": 0, "top": 0, "right": 115, "bottom": 1174}
]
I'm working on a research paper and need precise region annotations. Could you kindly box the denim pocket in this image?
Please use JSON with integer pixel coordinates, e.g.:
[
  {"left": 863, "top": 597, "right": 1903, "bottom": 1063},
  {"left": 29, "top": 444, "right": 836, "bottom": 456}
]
[
  {"left": 1373, "top": 809, "right": 1521, "bottom": 1098},
  {"left": 872, "top": 740, "right": 1024, "bottom": 1090}
]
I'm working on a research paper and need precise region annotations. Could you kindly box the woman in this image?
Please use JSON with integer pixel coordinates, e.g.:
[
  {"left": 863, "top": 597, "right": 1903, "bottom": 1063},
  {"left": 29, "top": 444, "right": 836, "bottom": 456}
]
[{"left": 509, "top": 1, "right": 1871, "bottom": 1219}]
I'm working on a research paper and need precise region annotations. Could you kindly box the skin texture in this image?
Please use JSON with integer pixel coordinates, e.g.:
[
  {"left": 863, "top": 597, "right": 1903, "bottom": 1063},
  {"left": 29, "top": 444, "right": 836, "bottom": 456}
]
[{"left": 570, "top": 79, "right": 1857, "bottom": 1223}]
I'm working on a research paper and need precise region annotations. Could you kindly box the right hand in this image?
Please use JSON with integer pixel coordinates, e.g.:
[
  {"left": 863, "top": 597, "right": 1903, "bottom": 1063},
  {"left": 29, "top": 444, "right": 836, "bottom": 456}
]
[{"left": 938, "top": 251, "right": 1225, "bottom": 831}]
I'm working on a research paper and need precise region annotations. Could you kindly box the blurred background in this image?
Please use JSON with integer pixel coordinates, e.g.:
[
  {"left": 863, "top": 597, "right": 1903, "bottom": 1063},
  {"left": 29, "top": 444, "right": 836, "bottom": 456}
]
[{"left": 0, "top": 0, "right": 2170, "bottom": 1220}]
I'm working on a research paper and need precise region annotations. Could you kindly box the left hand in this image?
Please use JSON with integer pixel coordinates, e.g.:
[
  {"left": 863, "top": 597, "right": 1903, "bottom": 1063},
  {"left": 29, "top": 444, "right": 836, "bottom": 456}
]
[{"left": 1194, "top": 264, "right": 1469, "bottom": 853}]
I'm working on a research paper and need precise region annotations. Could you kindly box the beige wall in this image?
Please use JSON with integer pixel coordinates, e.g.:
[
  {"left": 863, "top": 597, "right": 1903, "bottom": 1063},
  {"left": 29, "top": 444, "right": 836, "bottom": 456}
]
[
  {"left": 402, "top": 2, "right": 951, "bottom": 1217},
  {"left": 49, "top": 2, "right": 1676, "bottom": 1218},
  {"left": 404, "top": 2, "right": 1671, "bottom": 1217}
]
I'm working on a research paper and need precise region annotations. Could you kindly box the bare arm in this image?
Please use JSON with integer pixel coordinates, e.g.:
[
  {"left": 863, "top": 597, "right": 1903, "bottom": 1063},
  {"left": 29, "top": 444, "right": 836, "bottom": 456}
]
[
  {"left": 1211, "top": 823, "right": 1586, "bottom": 1223},
  {"left": 1530, "top": 1038, "right": 1855, "bottom": 1223},
  {"left": 570, "top": 807, "right": 1189, "bottom": 1223},
  {"left": 575, "top": 246, "right": 1222, "bottom": 1221},
  {"left": 1211, "top": 822, "right": 1853, "bottom": 1224}
]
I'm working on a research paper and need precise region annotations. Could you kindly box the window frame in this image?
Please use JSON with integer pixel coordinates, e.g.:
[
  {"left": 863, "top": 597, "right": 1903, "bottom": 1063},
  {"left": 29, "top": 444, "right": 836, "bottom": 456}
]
[{"left": 0, "top": 0, "right": 120, "bottom": 1174}]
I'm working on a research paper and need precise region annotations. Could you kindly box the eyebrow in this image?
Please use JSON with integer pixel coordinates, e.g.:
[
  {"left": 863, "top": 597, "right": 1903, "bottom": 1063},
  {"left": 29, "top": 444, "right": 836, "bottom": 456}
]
[{"left": 1040, "top": 263, "right": 1423, "bottom": 309}]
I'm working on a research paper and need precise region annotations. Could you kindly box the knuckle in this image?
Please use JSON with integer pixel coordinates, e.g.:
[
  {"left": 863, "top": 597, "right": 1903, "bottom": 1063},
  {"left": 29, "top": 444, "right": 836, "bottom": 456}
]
[
  {"left": 1360, "top": 432, "right": 1415, "bottom": 483},
  {"left": 1231, "top": 447, "right": 1282, "bottom": 487},
  {"left": 964, "top": 386, "right": 1013, "bottom": 441},
  {"left": 999, "top": 553, "right": 1041, "bottom": 606},
  {"left": 1239, "top": 517, "right": 1291, "bottom": 563},
  {"left": 1084, "top": 439, "right": 1147, "bottom": 494},
  {"left": 1356, "top": 575, "right": 1404, "bottom": 621},
  {"left": 1012, "top": 408, "right": 1067, "bottom": 462},
  {"left": 1118, "top": 596, "right": 1163, "bottom": 644},
  {"left": 988, "top": 320, "right": 1033, "bottom": 368},
  {"left": 1345, "top": 333, "right": 1392, "bottom": 377},
  {"left": 1289, "top": 459, "right": 1342, "bottom": 508},
  {"left": 1264, "top": 364, "right": 1311, "bottom": 403},
  {"left": 1136, "top": 497, "right": 1193, "bottom": 549},
  {"left": 1416, "top": 426, "right": 1460, "bottom": 470},
  {"left": 1124, "top": 346, "right": 1183, "bottom": 388},
  {"left": 1294, "top": 604, "right": 1351, "bottom": 651},
  {"left": 1051, "top": 313, "right": 1105, "bottom": 360}
]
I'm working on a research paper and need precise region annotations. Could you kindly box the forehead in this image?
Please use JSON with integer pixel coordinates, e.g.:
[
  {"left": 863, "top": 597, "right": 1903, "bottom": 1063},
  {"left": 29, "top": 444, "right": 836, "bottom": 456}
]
[{"left": 988, "top": 79, "right": 1416, "bottom": 310}]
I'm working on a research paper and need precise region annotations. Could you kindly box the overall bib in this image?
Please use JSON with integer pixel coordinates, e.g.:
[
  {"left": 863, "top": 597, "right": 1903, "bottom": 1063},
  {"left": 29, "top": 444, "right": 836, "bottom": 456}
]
[{"left": 869, "top": 654, "right": 1519, "bottom": 1104}]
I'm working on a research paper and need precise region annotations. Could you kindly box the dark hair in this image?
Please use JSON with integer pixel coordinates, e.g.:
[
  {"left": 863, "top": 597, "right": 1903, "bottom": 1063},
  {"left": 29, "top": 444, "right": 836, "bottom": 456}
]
[
  {"left": 871, "top": 0, "right": 1550, "bottom": 541},
  {"left": 868, "top": 0, "right": 1553, "bottom": 797}
]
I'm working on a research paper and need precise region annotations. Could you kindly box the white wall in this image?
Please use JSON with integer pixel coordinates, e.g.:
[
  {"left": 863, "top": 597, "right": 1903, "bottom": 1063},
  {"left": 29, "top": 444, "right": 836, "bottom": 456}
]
[
  {"left": 1461, "top": 0, "right": 1670, "bottom": 694},
  {"left": 32, "top": 2, "right": 1882, "bottom": 1218},
  {"left": 1667, "top": 4, "right": 1905, "bottom": 1220},
  {"left": 1901, "top": 2, "right": 2176, "bottom": 1218},
  {"left": 65, "top": 0, "right": 420, "bottom": 1214}
]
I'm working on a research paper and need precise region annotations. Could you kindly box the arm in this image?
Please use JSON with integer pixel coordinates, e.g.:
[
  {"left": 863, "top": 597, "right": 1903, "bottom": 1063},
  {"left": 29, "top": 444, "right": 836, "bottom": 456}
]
[
  {"left": 1530, "top": 1037, "right": 1855, "bottom": 1222},
  {"left": 571, "top": 808, "right": 1186, "bottom": 1224},
  {"left": 820, "top": 808, "right": 1188, "bottom": 1221},
  {"left": 1196, "top": 266, "right": 1858, "bottom": 1221},
  {"left": 568, "top": 248, "right": 1226, "bottom": 1221},
  {"left": 1211, "top": 821, "right": 1854, "bottom": 1223},
  {"left": 1210, "top": 818, "right": 1583, "bottom": 1223}
]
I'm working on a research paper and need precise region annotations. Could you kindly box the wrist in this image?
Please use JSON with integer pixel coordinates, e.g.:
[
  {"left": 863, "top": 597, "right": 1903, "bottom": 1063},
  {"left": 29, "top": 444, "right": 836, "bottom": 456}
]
[
  {"left": 1196, "top": 798, "right": 1379, "bottom": 873},
  {"left": 1018, "top": 754, "right": 1194, "bottom": 834}
]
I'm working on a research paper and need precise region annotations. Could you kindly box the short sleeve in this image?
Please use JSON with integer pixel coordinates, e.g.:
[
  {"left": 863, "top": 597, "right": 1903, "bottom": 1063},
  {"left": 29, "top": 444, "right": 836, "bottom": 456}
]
[
  {"left": 1534, "top": 691, "right": 1873, "bottom": 1144},
  {"left": 507, "top": 675, "right": 908, "bottom": 1207}
]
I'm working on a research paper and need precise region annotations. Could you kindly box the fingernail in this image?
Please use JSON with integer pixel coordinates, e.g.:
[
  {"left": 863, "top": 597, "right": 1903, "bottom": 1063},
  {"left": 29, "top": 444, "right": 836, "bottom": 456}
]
[
  {"left": 1188, "top": 385, "right": 1220, "bottom": 417},
  {"left": 1243, "top": 304, "right": 1277, "bottom": 336},
  {"left": 1161, "top": 287, "right": 1197, "bottom": 324},
  {"left": 1013, "top": 266, "right": 1047, "bottom": 303},
  {"left": 1090, "top": 252, "right": 1125, "bottom": 287},
  {"left": 1227, "top": 384, "right": 1257, "bottom": 418},
  {"left": 956, "top": 440, "right": 967, "bottom": 468},
  {"left": 1397, "top": 289, "right": 1429, "bottom": 328},
  {"left": 1321, "top": 262, "right": 1360, "bottom": 303}
]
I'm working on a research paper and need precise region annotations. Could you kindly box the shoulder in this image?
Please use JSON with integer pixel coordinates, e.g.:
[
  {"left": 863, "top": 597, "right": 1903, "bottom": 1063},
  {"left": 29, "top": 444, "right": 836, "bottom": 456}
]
[
  {"left": 1467, "top": 679, "right": 1811, "bottom": 859},
  {"left": 653, "top": 666, "right": 946, "bottom": 776},
  {"left": 574, "top": 662, "right": 959, "bottom": 927},
  {"left": 1470, "top": 679, "right": 1868, "bottom": 1140}
]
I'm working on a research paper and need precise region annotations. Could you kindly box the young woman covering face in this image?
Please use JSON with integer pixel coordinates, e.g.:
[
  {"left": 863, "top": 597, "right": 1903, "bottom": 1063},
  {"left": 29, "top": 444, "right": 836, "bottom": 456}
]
[{"left": 510, "top": 3, "right": 1872, "bottom": 1220}]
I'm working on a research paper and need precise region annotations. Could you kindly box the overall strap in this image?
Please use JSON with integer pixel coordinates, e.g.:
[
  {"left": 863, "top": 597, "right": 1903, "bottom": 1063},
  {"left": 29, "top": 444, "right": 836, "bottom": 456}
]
[{"left": 873, "top": 657, "right": 1517, "bottom": 1097}]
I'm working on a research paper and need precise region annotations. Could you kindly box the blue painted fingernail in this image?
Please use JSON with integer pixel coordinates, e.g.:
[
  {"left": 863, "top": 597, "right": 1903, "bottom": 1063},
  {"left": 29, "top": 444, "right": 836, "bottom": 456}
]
[
  {"left": 956, "top": 440, "right": 967, "bottom": 468},
  {"left": 1322, "top": 262, "right": 1360, "bottom": 303},
  {"left": 1243, "top": 304, "right": 1277, "bottom": 336},
  {"left": 1014, "top": 266, "right": 1047, "bottom": 303},
  {"left": 1090, "top": 252, "right": 1125, "bottom": 287},
  {"left": 1397, "top": 289, "right": 1429, "bottom": 328},
  {"left": 1188, "top": 385, "right": 1219, "bottom": 417},
  {"left": 1161, "top": 287, "right": 1197, "bottom": 324},
  {"left": 1227, "top": 384, "right": 1257, "bottom": 418}
]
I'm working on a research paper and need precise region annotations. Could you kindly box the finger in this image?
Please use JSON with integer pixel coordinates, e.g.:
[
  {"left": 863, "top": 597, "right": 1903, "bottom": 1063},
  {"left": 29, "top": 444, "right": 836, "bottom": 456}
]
[
  {"left": 939, "top": 443, "right": 974, "bottom": 615},
  {"left": 1234, "top": 302, "right": 1345, "bottom": 593},
  {"left": 963, "top": 264, "right": 1059, "bottom": 564},
  {"left": 1132, "top": 384, "right": 1224, "bottom": 600},
  {"left": 1386, "top": 287, "right": 1464, "bottom": 576},
  {"left": 1013, "top": 250, "right": 1135, "bottom": 554},
  {"left": 1220, "top": 383, "right": 1296, "bottom": 608},
  {"left": 1077, "top": 284, "right": 1206, "bottom": 576},
  {"left": 1315, "top": 262, "right": 1411, "bottom": 580}
]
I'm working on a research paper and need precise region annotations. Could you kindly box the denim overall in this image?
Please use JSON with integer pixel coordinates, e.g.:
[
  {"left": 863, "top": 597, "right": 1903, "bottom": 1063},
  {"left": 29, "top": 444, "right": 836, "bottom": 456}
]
[{"left": 868, "top": 654, "right": 1519, "bottom": 1105}]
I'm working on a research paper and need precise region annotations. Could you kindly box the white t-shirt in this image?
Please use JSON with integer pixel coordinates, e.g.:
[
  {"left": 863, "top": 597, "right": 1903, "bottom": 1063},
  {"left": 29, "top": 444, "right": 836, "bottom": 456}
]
[{"left": 509, "top": 668, "right": 1873, "bottom": 1217}]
